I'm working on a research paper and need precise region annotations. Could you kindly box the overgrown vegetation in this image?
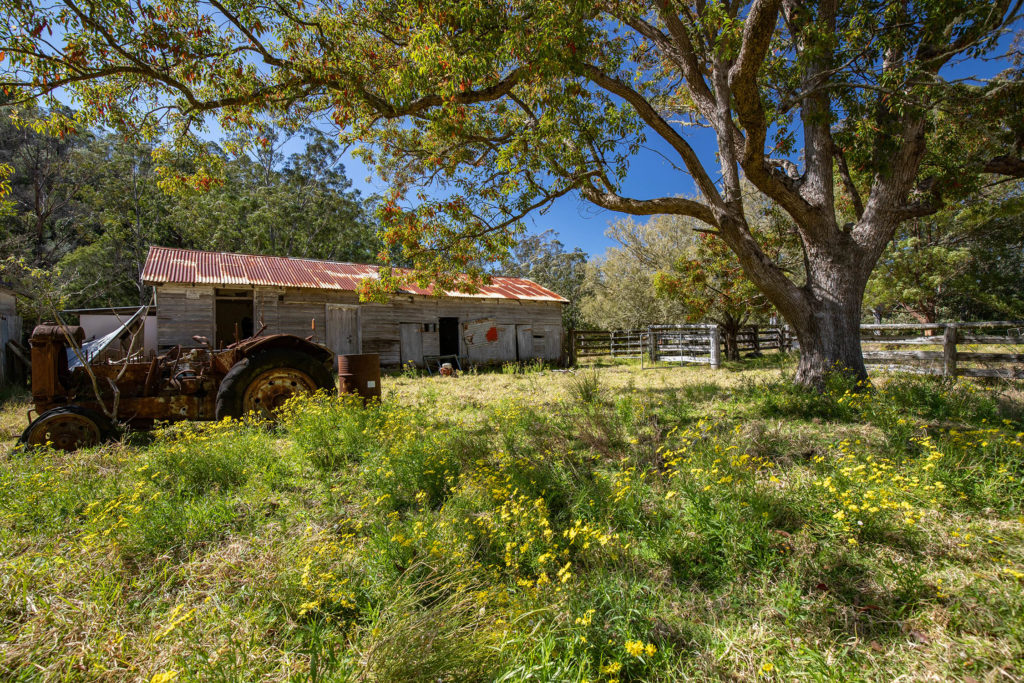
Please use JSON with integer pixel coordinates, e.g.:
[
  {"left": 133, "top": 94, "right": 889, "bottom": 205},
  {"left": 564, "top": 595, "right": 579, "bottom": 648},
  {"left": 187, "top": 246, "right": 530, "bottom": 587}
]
[{"left": 2, "top": 364, "right": 1023, "bottom": 681}]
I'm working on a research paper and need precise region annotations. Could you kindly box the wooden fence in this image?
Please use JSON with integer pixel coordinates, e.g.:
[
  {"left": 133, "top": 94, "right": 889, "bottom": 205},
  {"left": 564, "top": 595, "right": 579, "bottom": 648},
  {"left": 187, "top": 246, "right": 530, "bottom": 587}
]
[
  {"left": 571, "top": 324, "right": 793, "bottom": 367},
  {"left": 572, "top": 321, "right": 1024, "bottom": 379},
  {"left": 861, "top": 321, "right": 1024, "bottom": 379}
]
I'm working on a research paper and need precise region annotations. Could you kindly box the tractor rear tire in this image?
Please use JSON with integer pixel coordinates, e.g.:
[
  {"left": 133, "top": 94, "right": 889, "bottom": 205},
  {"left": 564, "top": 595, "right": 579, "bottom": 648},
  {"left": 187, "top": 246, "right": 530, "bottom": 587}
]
[
  {"left": 215, "top": 349, "right": 333, "bottom": 421},
  {"left": 20, "top": 405, "right": 113, "bottom": 451}
]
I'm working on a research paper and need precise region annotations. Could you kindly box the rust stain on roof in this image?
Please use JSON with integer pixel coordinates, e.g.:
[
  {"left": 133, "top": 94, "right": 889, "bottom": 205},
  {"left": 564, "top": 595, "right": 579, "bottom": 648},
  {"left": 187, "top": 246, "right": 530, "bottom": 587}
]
[{"left": 141, "top": 247, "right": 568, "bottom": 303}]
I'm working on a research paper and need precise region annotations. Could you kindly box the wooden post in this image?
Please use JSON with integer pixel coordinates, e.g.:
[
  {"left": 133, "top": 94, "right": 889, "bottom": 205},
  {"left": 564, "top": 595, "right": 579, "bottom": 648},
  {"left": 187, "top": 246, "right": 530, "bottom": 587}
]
[
  {"left": 569, "top": 329, "right": 577, "bottom": 367},
  {"left": 709, "top": 325, "right": 721, "bottom": 369},
  {"left": 942, "top": 324, "right": 958, "bottom": 377},
  {"left": 751, "top": 325, "right": 760, "bottom": 354}
]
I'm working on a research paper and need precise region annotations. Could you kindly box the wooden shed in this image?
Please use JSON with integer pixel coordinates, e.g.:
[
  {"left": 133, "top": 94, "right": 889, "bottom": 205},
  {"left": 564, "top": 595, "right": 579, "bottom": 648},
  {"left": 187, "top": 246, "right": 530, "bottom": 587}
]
[
  {"left": 0, "top": 284, "right": 24, "bottom": 386},
  {"left": 141, "top": 247, "right": 567, "bottom": 366}
]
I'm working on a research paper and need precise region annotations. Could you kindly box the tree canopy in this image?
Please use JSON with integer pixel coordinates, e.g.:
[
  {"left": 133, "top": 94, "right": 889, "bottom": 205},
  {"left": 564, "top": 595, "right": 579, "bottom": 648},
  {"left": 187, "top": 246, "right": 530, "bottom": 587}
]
[
  {"left": 865, "top": 180, "right": 1024, "bottom": 323},
  {"left": 2, "top": 0, "right": 1023, "bottom": 384},
  {"left": 0, "top": 108, "right": 379, "bottom": 313}
]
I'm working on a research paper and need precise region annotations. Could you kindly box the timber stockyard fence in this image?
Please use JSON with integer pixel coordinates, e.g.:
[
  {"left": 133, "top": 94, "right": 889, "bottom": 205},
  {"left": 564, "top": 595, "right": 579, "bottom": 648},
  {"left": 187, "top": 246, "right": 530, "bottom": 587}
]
[
  {"left": 861, "top": 321, "right": 1024, "bottom": 379},
  {"left": 570, "top": 324, "right": 796, "bottom": 369},
  {"left": 571, "top": 321, "right": 1024, "bottom": 378}
]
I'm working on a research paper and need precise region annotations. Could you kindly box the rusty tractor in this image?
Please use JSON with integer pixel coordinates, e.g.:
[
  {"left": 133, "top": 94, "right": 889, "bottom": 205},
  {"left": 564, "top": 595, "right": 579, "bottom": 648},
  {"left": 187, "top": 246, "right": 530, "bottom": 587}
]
[{"left": 20, "top": 315, "right": 334, "bottom": 451}]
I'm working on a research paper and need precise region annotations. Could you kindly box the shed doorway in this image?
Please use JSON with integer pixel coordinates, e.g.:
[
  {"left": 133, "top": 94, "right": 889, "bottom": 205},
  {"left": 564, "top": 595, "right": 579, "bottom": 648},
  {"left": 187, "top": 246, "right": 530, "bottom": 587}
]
[
  {"left": 516, "top": 325, "right": 534, "bottom": 360},
  {"left": 215, "top": 291, "right": 254, "bottom": 348},
  {"left": 326, "top": 304, "right": 360, "bottom": 356},
  {"left": 439, "top": 317, "right": 460, "bottom": 356},
  {"left": 399, "top": 323, "right": 423, "bottom": 367}
]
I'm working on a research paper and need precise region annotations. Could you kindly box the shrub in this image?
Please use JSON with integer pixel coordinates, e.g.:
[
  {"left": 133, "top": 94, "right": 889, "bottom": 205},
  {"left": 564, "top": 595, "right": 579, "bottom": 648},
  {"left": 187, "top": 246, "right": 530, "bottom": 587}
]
[
  {"left": 282, "top": 392, "right": 384, "bottom": 470},
  {"left": 567, "top": 368, "right": 603, "bottom": 405}
]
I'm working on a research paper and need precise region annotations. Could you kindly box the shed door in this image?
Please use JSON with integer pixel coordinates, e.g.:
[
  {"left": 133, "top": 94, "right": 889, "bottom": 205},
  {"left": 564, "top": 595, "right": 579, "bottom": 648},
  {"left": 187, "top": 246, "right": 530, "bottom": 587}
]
[
  {"left": 326, "top": 304, "right": 359, "bottom": 356},
  {"left": 0, "top": 314, "right": 8, "bottom": 386},
  {"left": 516, "top": 325, "right": 533, "bottom": 361},
  {"left": 400, "top": 323, "right": 424, "bottom": 367}
]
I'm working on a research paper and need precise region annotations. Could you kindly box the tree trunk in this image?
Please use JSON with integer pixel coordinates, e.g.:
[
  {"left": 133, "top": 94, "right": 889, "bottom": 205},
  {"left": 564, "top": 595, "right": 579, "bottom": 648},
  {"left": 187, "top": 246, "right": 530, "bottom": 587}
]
[
  {"left": 729, "top": 226, "right": 873, "bottom": 390},
  {"left": 723, "top": 328, "right": 740, "bottom": 361},
  {"left": 719, "top": 317, "right": 742, "bottom": 362},
  {"left": 784, "top": 244, "right": 871, "bottom": 388},
  {"left": 790, "top": 295, "right": 866, "bottom": 388}
]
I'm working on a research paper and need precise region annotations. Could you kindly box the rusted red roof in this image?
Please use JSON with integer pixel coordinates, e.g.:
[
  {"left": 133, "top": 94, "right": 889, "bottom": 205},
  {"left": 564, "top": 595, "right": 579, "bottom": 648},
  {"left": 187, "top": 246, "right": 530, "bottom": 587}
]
[{"left": 141, "top": 247, "right": 568, "bottom": 303}]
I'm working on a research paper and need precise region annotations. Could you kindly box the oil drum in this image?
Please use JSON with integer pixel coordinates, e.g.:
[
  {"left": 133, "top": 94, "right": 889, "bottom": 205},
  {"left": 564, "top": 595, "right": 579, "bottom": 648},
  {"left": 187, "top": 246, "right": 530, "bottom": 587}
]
[{"left": 337, "top": 353, "right": 381, "bottom": 403}]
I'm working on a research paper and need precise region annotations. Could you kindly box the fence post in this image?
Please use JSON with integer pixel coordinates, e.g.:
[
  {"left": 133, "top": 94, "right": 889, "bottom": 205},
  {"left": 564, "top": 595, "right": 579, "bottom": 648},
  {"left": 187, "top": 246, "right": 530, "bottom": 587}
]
[
  {"left": 751, "top": 324, "right": 760, "bottom": 354},
  {"left": 569, "top": 329, "right": 577, "bottom": 367},
  {"left": 942, "top": 324, "right": 958, "bottom": 377},
  {"left": 709, "top": 325, "right": 721, "bottom": 369}
]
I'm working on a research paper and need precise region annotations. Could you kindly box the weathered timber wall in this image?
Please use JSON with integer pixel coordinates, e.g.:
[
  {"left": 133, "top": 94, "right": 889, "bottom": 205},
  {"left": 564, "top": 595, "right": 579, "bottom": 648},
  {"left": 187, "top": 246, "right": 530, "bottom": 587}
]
[
  {"left": 154, "top": 284, "right": 563, "bottom": 366},
  {"left": 155, "top": 286, "right": 216, "bottom": 348},
  {"left": 0, "top": 288, "right": 17, "bottom": 385},
  {"left": 359, "top": 296, "right": 562, "bottom": 365}
]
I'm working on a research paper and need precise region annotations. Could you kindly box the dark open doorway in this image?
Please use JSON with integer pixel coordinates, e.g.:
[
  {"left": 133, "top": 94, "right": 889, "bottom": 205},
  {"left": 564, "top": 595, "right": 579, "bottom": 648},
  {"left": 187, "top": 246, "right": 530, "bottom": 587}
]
[
  {"left": 439, "top": 317, "right": 460, "bottom": 356},
  {"left": 215, "top": 290, "right": 254, "bottom": 347}
]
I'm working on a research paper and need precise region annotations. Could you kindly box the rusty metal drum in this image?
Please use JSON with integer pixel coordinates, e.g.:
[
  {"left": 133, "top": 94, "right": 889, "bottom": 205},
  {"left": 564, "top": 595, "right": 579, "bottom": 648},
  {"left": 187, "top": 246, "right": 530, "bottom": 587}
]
[{"left": 337, "top": 353, "right": 381, "bottom": 403}]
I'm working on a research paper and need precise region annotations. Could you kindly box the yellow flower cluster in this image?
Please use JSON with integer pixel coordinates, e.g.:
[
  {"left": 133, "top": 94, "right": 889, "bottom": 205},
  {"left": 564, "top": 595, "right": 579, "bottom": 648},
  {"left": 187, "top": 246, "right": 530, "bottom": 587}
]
[{"left": 624, "top": 639, "right": 657, "bottom": 657}]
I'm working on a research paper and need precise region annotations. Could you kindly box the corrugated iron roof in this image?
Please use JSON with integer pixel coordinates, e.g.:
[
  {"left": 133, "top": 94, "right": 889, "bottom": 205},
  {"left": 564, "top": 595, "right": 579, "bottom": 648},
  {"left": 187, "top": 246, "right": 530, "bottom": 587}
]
[{"left": 141, "top": 247, "right": 568, "bottom": 303}]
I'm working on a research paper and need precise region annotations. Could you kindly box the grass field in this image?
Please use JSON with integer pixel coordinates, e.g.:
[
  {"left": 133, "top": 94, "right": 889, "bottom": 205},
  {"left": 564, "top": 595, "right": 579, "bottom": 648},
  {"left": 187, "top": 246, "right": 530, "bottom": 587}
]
[{"left": 2, "top": 358, "right": 1023, "bottom": 682}]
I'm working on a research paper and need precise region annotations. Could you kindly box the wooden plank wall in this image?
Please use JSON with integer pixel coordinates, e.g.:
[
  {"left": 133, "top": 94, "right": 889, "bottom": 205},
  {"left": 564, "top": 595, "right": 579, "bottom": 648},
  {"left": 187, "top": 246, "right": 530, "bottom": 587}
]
[
  {"left": 154, "top": 284, "right": 564, "bottom": 365},
  {"left": 155, "top": 287, "right": 216, "bottom": 348},
  {"left": 360, "top": 296, "right": 563, "bottom": 365}
]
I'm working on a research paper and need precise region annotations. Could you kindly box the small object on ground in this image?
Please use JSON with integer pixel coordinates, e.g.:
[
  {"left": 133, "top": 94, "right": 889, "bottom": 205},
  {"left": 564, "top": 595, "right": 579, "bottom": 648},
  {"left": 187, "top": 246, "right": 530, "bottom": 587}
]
[{"left": 439, "top": 362, "right": 456, "bottom": 377}]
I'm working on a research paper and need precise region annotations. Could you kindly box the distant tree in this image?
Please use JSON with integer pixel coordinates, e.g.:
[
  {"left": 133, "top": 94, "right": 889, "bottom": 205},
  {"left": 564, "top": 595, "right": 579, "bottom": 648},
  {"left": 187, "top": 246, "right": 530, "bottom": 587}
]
[
  {"left": 866, "top": 182, "right": 1024, "bottom": 323},
  {"left": 59, "top": 134, "right": 180, "bottom": 307},
  {"left": 654, "top": 234, "right": 771, "bottom": 361},
  {"left": 0, "top": 114, "right": 381, "bottom": 309},
  {"left": 0, "top": 107, "right": 95, "bottom": 265},
  {"left": 580, "top": 216, "right": 695, "bottom": 330},
  {"left": 166, "top": 130, "right": 379, "bottom": 264},
  {"left": 497, "top": 230, "right": 586, "bottom": 330}
]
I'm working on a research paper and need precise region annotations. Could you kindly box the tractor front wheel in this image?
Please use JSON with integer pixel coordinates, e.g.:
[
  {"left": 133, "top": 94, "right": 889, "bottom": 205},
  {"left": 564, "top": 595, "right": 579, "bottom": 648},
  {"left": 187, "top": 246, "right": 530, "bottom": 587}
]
[
  {"left": 215, "top": 349, "right": 333, "bottom": 421},
  {"left": 20, "top": 406, "right": 112, "bottom": 451}
]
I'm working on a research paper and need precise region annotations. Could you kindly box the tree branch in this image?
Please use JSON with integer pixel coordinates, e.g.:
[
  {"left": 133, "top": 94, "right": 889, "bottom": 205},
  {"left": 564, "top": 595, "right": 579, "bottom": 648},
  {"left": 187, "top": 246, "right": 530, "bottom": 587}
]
[
  {"left": 581, "top": 63, "right": 725, "bottom": 212},
  {"left": 580, "top": 183, "right": 719, "bottom": 226}
]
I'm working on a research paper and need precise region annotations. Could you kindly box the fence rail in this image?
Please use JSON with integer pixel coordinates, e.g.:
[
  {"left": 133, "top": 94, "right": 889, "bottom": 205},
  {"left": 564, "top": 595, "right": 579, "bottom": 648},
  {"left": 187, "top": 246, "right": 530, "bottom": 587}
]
[
  {"left": 861, "top": 321, "right": 1024, "bottom": 379},
  {"left": 571, "top": 324, "right": 794, "bottom": 368},
  {"left": 572, "top": 321, "right": 1024, "bottom": 379}
]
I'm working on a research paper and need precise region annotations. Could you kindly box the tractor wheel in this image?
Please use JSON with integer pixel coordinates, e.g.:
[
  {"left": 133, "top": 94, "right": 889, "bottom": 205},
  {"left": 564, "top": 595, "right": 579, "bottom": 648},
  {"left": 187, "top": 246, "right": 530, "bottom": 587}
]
[
  {"left": 215, "top": 348, "right": 333, "bottom": 421},
  {"left": 20, "top": 406, "right": 113, "bottom": 451}
]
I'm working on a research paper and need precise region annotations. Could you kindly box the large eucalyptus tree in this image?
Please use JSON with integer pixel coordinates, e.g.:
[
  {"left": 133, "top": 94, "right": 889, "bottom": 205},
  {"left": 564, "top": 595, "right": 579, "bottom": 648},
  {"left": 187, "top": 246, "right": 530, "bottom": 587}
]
[{"left": 2, "top": 0, "right": 1021, "bottom": 385}]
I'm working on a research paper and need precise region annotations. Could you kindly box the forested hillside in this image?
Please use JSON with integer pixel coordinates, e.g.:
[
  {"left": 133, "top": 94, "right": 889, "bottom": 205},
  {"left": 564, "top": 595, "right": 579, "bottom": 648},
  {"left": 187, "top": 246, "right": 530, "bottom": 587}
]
[{"left": 0, "top": 108, "right": 379, "bottom": 310}]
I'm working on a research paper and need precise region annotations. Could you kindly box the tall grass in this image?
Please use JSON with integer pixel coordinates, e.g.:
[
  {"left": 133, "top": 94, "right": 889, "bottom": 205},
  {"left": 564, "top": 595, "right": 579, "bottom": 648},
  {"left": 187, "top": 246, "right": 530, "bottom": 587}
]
[{"left": 1, "top": 369, "right": 1022, "bottom": 681}]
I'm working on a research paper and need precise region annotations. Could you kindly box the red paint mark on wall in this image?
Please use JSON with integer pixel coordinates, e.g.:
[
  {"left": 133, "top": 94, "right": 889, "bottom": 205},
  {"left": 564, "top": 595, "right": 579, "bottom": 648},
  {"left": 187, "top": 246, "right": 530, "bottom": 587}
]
[{"left": 485, "top": 326, "right": 499, "bottom": 342}]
